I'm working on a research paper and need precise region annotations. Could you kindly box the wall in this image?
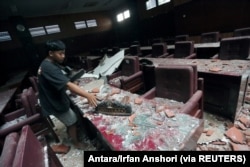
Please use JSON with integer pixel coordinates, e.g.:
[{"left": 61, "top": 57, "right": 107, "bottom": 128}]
[
  {"left": 110, "top": 0, "right": 141, "bottom": 47},
  {"left": 134, "top": 0, "right": 250, "bottom": 43},
  {"left": 1, "top": 0, "right": 250, "bottom": 75},
  {"left": 0, "top": 11, "right": 116, "bottom": 74},
  {"left": 174, "top": 0, "right": 250, "bottom": 36}
]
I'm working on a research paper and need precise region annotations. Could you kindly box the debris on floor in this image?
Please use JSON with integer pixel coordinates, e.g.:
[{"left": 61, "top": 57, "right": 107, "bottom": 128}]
[
  {"left": 197, "top": 105, "right": 250, "bottom": 151},
  {"left": 46, "top": 86, "right": 250, "bottom": 166}
]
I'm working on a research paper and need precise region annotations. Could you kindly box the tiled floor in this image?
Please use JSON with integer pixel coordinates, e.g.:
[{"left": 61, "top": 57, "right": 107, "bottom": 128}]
[{"left": 47, "top": 101, "right": 250, "bottom": 167}]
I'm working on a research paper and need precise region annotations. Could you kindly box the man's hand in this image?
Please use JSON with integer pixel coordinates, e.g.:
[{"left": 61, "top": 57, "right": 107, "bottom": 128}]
[
  {"left": 86, "top": 93, "right": 97, "bottom": 107},
  {"left": 67, "top": 82, "right": 97, "bottom": 107}
]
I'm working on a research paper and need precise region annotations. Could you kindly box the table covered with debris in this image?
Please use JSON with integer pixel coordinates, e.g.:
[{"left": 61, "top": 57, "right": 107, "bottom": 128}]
[
  {"left": 140, "top": 58, "right": 250, "bottom": 122},
  {"left": 70, "top": 78, "right": 204, "bottom": 151}
]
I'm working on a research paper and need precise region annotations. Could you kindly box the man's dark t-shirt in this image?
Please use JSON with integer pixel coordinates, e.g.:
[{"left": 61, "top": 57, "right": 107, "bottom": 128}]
[{"left": 37, "top": 59, "right": 70, "bottom": 116}]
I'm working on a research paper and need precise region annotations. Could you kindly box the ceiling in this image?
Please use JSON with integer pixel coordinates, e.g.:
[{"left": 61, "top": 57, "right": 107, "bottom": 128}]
[{"left": 0, "top": 0, "right": 128, "bottom": 20}]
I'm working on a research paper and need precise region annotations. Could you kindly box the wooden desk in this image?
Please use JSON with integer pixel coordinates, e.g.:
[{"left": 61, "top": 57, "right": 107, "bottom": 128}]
[
  {"left": 139, "top": 42, "right": 220, "bottom": 50},
  {"left": 140, "top": 58, "right": 250, "bottom": 122},
  {"left": 195, "top": 42, "right": 220, "bottom": 59},
  {"left": 0, "top": 70, "right": 28, "bottom": 91},
  {"left": 0, "top": 88, "right": 17, "bottom": 115},
  {"left": 194, "top": 42, "right": 220, "bottom": 48},
  {"left": 0, "top": 70, "right": 28, "bottom": 115},
  {"left": 124, "top": 42, "right": 220, "bottom": 57},
  {"left": 87, "top": 56, "right": 102, "bottom": 60},
  {"left": 70, "top": 81, "right": 204, "bottom": 151}
]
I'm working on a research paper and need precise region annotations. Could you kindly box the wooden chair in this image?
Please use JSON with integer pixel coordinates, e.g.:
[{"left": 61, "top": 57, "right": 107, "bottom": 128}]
[
  {"left": 107, "top": 56, "right": 145, "bottom": 93},
  {"left": 145, "top": 42, "right": 169, "bottom": 58},
  {"left": 0, "top": 125, "right": 63, "bottom": 167},
  {"left": 175, "top": 35, "right": 189, "bottom": 42},
  {"left": 211, "top": 36, "right": 250, "bottom": 60},
  {"left": 0, "top": 87, "right": 59, "bottom": 150},
  {"left": 233, "top": 27, "right": 250, "bottom": 37},
  {"left": 141, "top": 65, "right": 203, "bottom": 118},
  {"left": 201, "top": 31, "right": 220, "bottom": 43},
  {"left": 0, "top": 132, "right": 19, "bottom": 167},
  {"left": 167, "top": 41, "right": 196, "bottom": 59},
  {"left": 29, "top": 76, "right": 38, "bottom": 93},
  {"left": 126, "top": 45, "right": 142, "bottom": 57}
]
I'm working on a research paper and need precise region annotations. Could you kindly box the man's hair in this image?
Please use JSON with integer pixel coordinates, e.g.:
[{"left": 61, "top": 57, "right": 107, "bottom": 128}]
[{"left": 46, "top": 40, "right": 66, "bottom": 52}]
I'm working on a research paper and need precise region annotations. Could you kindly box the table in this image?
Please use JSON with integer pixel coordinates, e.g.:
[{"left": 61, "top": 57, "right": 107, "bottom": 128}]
[
  {"left": 139, "top": 58, "right": 250, "bottom": 122},
  {"left": 0, "top": 88, "right": 17, "bottom": 115},
  {"left": 0, "top": 70, "right": 28, "bottom": 115},
  {"left": 70, "top": 81, "right": 204, "bottom": 151},
  {"left": 139, "top": 42, "right": 220, "bottom": 51},
  {"left": 123, "top": 42, "right": 221, "bottom": 57},
  {"left": 194, "top": 42, "right": 220, "bottom": 59},
  {"left": 194, "top": 42, "right": 220, "bottom": 48},
  {"left": 0, "top": 70, "right": 28, "bottom": 91}
]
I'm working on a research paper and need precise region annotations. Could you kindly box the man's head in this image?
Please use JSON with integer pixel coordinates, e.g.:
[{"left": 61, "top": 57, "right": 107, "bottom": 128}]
[{"left": 46, "top": 40, "right": 66, "bottom": 63}]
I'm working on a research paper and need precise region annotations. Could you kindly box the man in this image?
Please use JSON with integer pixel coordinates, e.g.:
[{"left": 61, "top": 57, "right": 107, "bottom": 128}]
[{"left": 37, "top": 39, "right": 97, "bottom": 149}]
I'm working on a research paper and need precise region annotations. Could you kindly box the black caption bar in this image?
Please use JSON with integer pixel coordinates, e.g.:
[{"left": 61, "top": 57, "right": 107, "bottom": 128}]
[{"left": 84, "top": 151, "right": 250, "bottom": 167}]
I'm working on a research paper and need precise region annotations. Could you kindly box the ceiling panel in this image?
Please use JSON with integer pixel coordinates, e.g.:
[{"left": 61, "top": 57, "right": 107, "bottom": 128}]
[{"left": 0, "top": 0, "right": 127, "bottom": 20}]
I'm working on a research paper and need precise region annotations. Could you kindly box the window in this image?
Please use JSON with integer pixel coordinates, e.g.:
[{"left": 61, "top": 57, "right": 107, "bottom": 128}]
[
  {"left": 74, "top": 21, "right": 87, "bottom": 29},
  {"left": 45, "top": 25, "right": 60, "bottom": 34},
  {"left": 146, "top": 0, "right": 171, "bottom": 10},
  {"left": 86, "top": 19, "right": 97, "bottom": 27},
  {"left": 116, "top": 9, "right": 130, "bottom": 22},
  {"left": 74, "top": 20, "right": 97, "bottom": 29},
  {"left": 124, "top": 10, "right": 130, "bottom": 19},
  {"left": 0, "top": 31, "right": 12, "bottom": 42},
  {"left": 117, "top": 13, "right": 124, "bottom": 22},
  {"left": 158, "top": 0, "right": 171, "bottom": 6},
  {"left": 29, "top": 27, "right": 46, "bottom": 37},
  {"left": 146, "top": 0, "right": 156, "bottom": 10}
]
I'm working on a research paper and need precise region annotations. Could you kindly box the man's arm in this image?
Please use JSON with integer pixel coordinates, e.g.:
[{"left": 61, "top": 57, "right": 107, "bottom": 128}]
[{"left": 66, "top": 82, "right": 97, "bottom": 107}]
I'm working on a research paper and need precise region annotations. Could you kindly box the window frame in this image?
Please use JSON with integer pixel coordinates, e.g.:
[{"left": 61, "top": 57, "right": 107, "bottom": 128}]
[
  {"left": 45, "top": 24, "right": 61, "bottom": 34},
  {"left": 74, "top": 21, "right": 87, "bottom": 29},
  {"left": 29, "top": 26, "right": 46, "bottom": 37},
  {"left": 0, "top": 31, "right": 12, "bottom": 42}
]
